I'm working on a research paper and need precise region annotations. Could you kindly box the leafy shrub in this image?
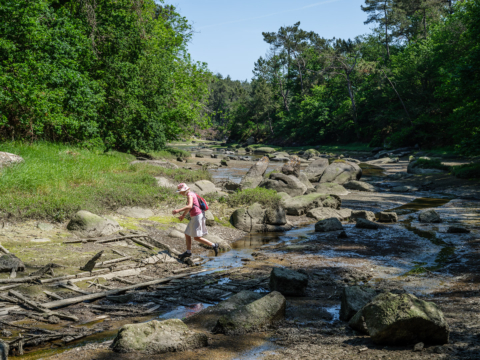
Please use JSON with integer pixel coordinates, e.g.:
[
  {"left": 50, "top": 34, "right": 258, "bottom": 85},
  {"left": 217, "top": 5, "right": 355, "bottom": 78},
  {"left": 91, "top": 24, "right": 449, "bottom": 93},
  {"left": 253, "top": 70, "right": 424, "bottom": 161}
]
[
  {"left": 451, "top": 163, "right": 480, "bottom": 179},
  {"left": 224, "top": 188, "right": 281, "bottom": 208}
]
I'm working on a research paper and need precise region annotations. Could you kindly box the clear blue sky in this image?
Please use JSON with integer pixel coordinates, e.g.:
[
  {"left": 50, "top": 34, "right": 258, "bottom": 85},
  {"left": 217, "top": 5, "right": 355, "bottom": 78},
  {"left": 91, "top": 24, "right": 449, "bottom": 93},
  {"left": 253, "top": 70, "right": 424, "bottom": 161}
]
[{"left": 170, "top": 0, "right": 371, "bottom": 81}]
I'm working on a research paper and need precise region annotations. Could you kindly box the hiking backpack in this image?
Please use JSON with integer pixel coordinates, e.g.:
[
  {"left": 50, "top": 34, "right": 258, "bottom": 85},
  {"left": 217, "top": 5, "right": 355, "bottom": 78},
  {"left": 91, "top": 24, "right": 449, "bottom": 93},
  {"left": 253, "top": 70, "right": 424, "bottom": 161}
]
[{"left": 194, "top": 194, "right": 209, "bottom": 211}]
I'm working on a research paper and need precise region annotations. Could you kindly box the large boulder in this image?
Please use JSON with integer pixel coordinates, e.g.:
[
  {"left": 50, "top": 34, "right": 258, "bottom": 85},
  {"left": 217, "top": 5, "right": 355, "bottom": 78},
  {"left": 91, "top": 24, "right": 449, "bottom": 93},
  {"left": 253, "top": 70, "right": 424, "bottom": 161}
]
[
  {"left": 240, "top": 156, "right": 269, "bottom": 189},
  {"left": 349, "top": 292, "right": 449, "bottom": 345},
  {"left": 156, "top": 177, "right": 176, "bottom": 189},
  {"left": 0, "top": 152, "right": 24, "bottom": 168},
  {"left": 351, "top": 210, "right": 375, "bottom": 222},
  {"left": 320, "top": 161, "right": 362, "bottom": 185},
  {"left": 307, "top": 208, "right": 351, "bottom": 221},
  {"left": 418, "top": 209, "right": 442, "bottom": 223},
  {"left": 213, "top": 291, "right": 286, "bottom": 335},
  {"left": 315, "top": 218, "right": 343, "bottom": 232},
  {"left": 281, "top": 156, "right": 301, "bottom": 177},
  {"left": 185, "top": 291, "right": 262, "bottom": 331},
  {"left": 253, "top": 147, "right": 276, "bottom": 154},
  {"left": 259, "top": 173, "right": 307, "bottom": 197},
  {"left": 298, "top": 173, "right": 314, "bottom": 190},
  {"left": 117, "top": 207, "right": 154, "bottom": 219},
  {"left": 377, "top": 212, "right": 398, "bottom": 223},
  {"left": 269, "top": 267, "right": 308, "bottom": 296},
  {"left": 283, "top": 193, "right": 329, "bottom": 216},
  {"left": 67, "top": 210, "right": 120, "bottom": 237},
  {"left": 304, "top": 158, "right": 329, "bottom": 182},
  {"left": 303, "top": 149, "right": 320, "bottom": 159},
  {"left": 112, "top": 319, "right": 208, "bottom": 353},
  {"left": 205, "top": 210, "right": 215, "bottom": 226},
  {"left": 340, "top": 286, "right": 378, "bottom": 322},
  {"left": 230, "top": 203, "right": 289, "bottom": 233},
  {"left": 344, "top": 180, "right": 376, "bottom": 192},
  {"left": 189, "top": 180, "right": 220, "bottom": 195},
  {"left": 314, "top": 183, "right": 349, "bottom": 196},
  {"left": 0, "top": 254, "right": 25, "bottom": 273}
]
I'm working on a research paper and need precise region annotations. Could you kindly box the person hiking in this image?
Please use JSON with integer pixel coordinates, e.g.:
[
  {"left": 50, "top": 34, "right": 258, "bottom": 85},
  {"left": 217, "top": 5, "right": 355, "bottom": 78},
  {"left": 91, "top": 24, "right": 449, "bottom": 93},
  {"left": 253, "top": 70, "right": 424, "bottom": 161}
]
[{"left": 172, "top": 183, "right": 219, "bottom": 260}]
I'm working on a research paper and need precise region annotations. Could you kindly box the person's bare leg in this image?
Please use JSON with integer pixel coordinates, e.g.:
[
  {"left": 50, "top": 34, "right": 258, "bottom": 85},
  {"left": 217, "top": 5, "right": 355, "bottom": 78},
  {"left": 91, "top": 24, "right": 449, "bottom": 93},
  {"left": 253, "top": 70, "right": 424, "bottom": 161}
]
[
  {"left": 193, "top": 237, "right": 214, "bottom": 247},
  {"left": 185, "top": 235, "right": 192, "bottom": 251}
]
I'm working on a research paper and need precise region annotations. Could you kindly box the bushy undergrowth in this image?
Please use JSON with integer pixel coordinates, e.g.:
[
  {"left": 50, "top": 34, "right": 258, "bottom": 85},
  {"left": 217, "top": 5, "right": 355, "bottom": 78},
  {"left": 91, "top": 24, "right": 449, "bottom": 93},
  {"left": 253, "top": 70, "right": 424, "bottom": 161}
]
[
  {"left": 224, "top": 188, "right": 281, "bottom": 208},
  {"left": 451, "top": 163, "right": 480, "bottom": 179},
  {"left": 0, "top": 142, "right": 209, "bottom": 221},
  {"left": 413, "top": 159, "right": 450, "bottom": 171}
]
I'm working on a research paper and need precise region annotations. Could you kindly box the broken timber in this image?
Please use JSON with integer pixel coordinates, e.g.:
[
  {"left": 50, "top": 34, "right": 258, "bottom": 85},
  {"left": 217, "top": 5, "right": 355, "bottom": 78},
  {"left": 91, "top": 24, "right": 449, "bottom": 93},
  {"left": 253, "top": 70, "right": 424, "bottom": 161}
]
[
  {"left": 40, "top": 269, "right": 210, "bottom": 310},
  {"left": 80, "top": 250, "right": 104, "bottom": 272}
]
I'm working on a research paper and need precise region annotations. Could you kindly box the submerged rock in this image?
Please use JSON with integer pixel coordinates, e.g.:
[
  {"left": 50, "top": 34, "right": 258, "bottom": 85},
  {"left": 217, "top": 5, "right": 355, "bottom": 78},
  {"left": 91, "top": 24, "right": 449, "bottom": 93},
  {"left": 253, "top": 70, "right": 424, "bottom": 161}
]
[
  {"left": 350, "top": 292, "right": 449, "bottom": 345},
  {"left": 355, "top": 218, "right": 382, "bottom": 230},
  {"left": 269, "top": 267, "right": 308, "bottom": 296},
  {"left": 447, "top": 226, "right": 470, "bottom": 234},
  {"left": 315, "top": 218, "right": 343, "bottom": 232},
  {"left": 112, "top": 319, "right": 208, "bottom": 353},
  {"left": 340, "top": 286, "right": 377, "bottom": 322},
  {"left": 418, "top": 209, "right": 442, "bottom": 223},
  {"left": 67, "top": 210, "right": 120, "bottom": 237},
  {"left": 213, "top": 291, "right": 286, "bottom": 335}
]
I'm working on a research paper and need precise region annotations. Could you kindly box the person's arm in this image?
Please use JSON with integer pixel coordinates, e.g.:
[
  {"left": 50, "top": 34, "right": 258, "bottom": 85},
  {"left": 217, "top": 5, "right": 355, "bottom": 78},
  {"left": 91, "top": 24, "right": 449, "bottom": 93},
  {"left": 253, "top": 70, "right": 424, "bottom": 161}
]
[{"left": 172, "top": 195, "right": 193, "bottom": 221}]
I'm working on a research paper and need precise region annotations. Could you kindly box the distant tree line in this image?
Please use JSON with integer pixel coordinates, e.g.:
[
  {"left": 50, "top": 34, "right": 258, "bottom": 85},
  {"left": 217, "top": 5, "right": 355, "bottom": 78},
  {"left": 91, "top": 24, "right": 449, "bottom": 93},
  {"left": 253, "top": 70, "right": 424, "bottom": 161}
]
[
  {"left": 0, "top": 0, "right": 211, "bottom": 152},
  {"left": 207, "top": 0, "right": 479, "bottom": 154}
]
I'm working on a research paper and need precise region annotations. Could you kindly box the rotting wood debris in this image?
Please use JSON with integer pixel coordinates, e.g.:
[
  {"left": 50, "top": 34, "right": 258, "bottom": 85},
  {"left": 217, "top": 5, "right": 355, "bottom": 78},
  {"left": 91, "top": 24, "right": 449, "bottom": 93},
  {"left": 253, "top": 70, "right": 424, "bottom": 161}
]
[{"left": 0, "top": 231, "right": 220, "bottom": 356}]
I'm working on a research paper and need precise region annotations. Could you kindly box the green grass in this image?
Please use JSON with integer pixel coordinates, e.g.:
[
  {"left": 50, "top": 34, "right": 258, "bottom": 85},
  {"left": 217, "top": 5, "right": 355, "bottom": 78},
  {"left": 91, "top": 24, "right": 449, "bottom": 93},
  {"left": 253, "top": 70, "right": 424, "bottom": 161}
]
[
  {"left": 223, "top": 188, "right": 281, "bottom": 208},
  {"left": 149, "top": 147, "right": 190, "bottom": 160},
  {"left": 451, "top": 163, "right": 480, "bottom": 179},
  {"left": 0, "top": 142, "right": 210, "bottom": 221},
  {"left": 412, "top": 158, "right": 450, "bottom": 171}
]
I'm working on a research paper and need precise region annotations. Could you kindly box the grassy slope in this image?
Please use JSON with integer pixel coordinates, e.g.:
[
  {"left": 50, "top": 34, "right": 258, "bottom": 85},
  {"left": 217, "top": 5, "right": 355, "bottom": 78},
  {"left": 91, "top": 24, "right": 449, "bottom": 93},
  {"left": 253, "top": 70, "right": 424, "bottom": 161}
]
[{"left": 0, "top": 142, "right": 210, "bottom": 221}]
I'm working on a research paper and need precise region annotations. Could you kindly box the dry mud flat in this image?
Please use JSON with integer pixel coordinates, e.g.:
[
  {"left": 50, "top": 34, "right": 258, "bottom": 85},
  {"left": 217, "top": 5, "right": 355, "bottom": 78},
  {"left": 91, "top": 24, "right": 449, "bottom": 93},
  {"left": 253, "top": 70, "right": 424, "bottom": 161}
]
[{"left": 36, "top": 192, "right": 480, "bottom": 360}]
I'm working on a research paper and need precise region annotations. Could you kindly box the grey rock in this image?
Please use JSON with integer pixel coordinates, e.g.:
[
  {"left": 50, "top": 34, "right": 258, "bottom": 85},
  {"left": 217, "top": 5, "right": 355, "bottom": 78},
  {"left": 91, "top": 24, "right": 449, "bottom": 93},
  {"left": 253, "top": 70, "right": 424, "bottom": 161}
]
[
  {"left": 314, "top": 183, "right": 349, "bottom": 196},
  {"left": 392, "top": 185, "right": 418, "bottom": 192},
  {"left": 315, "top": 218, "right": 343, "bottom": 232},
  {"left": 37, "top": 223, "right": 54, "bottom": 231},
  {"left": 189, "top": 180, "right": 221, "bottom": 195},
  {"left": 0, "top": 253, "right": 25, "bottom": 273},
  {"left": 195, "top": 153, "right": 204, "bottom": 158},
  {"left": 284, "top": 193, "right": 329, "bottom": 216},
  {"left": 269, "top": 267, "right": 308, "bottom": 296},
  {"left": 344, "top": 180, "right": 375, "bottom": 192},
  {"left": 67, "top": 210, "right": 121, "bottom": 237},
  {"left": 240, "top": 156, "right": 270, "bottom": 189},
  {"left": 168, "top": 229, "right": 185, "bottom": 239},
  {"left": 265, "top": 206, "right": 287, "bottom": 225},
  {"left": 281, "top": 156, "right": 301, "bottom": 177},
  {"left": 221, "top": 159, "right": 229, "bottom": 166},
  {"left": 340, "top": 286, "right": 378, "bottom": 321},
  {"left": 414, "top": 342, "right": 424, "bottom": 352},
  {"left": 304, "top": 158, "right": 329, "bottom": 182},
  {"left": 350, "top": 292, "right": 449, "bottom": 345},
  {"left": 0, "top": 152, "right": 24, "bottom": 168},
  {"left": 320, "top": 161, "right": 362, "bottom": 185},
  {"left": 260, "top": 173, "right": 307, "bottom": 197},
  {"left": 205, "top": 210, "right": 215, "bottom": 226},
  {"left": 298, "top": 172, "right": 314, "bottom": 190},
  {"left": 203, "top": 234, "right": 231, "bottom": 251},
  {"left": 447, "top": 226, "right": 470, "bottom": 234},
  {"left": 253, "top": 147, "right": 276, "bottom": 154},
  {"left": 355, "top": 218, "right": 381, "bottom": 230},
  {"left": 377, "top": 212, "right": 398, "bottom": 223},
  {"left": 321, "top": 195, "right": 342, "bottom": 209},
  {"left": 213, "top": 291, "right": 286, "bottom": 335},
  {"left": 117, "top": 207, "right": 154, "bottom": 219},
  {"left": 418, "top": 209, "right": 442, "bottom": 223},
  {"left": 112, "top": 319, "right": 208, "bottom": 353},
  {"left": 307, "top": 207, "right": 351, "bottom": 221},
  {"left": 0, "top": 339, "right": 8, "bottom": 360},
  {"left": 408, "top": 160, "right": 447, "bottom": 175},
  {"left": 156, "top": 177, "right": 176, "bottom": 189},
  {"left": 351, "top": 210, "right": 376, "bottom": 222}
]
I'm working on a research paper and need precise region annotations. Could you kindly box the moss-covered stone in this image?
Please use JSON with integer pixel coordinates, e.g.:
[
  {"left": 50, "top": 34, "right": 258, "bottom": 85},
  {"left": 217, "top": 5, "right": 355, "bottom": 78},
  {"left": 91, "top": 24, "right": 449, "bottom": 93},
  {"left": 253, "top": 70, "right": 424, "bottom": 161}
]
[{"left": 112, "top": 319, "right": 208, "bottom": 354}]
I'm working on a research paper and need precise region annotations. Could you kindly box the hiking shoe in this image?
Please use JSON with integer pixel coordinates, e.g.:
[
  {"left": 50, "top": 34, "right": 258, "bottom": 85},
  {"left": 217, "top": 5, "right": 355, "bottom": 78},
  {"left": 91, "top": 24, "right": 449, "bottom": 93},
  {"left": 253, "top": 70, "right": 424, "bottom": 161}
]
[
  {"left": 213, "top": 243, "right": 219, "bottom": 257},
  {"left": 178, "top": 251, "right": 192, "bottom": 260}
]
